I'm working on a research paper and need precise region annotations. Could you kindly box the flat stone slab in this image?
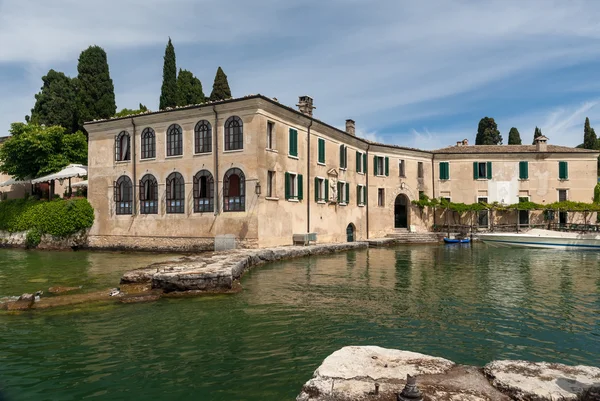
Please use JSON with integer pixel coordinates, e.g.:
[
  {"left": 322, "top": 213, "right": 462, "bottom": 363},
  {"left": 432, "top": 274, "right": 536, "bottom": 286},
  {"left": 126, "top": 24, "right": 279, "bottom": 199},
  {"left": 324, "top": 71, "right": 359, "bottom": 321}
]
[
  {"left": 296, "top": 346, "right": 510, "bottom": 401},
  {"left": 484, "top": 360, "right": 600, "bottom": 400},
  {"left": 121, "top": 242, "right": 368, "bottom": 293}
]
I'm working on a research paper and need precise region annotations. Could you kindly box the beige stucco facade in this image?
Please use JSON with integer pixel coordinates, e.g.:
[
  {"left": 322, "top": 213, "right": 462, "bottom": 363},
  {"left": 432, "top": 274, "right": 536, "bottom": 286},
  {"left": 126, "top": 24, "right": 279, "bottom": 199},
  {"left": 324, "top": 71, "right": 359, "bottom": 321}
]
[{"left": 84, "top": 95, "right": 599, "bottom": 249}]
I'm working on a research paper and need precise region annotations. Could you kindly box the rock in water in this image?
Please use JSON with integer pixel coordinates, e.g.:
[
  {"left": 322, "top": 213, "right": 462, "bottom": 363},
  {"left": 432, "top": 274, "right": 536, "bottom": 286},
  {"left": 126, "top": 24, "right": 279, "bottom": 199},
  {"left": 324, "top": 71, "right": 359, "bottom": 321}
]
[
  {"left": 484, "top": 360, "right": 600, "bottom": 400},
  {"left": 5, "top": 293, "right": 35, "bottom": 310}
]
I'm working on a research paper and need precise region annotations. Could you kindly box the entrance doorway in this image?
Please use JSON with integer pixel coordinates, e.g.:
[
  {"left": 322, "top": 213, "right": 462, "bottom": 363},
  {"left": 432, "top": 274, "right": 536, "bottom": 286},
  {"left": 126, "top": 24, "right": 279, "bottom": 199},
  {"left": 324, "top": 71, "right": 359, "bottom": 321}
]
[
  {"left": 346, "top": 223, "right": 355, "bottom": 242},
  {"left": 394, "top": 194, "right": 409, "bottom": 228}
]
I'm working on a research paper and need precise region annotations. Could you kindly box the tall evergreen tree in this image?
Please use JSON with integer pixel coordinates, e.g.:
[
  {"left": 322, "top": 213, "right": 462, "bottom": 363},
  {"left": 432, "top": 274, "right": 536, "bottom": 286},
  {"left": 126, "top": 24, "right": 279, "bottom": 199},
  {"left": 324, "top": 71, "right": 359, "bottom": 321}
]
[
  {"left": 583, "top": 117, "right": 597, "bottom": 149},
  {"left": 76, "top": 46, "right": 116, "bottom": 130},
  {"left": 176, "top": 69, "right": 205, "bottom": 106},
  {"left": 475, "top": 117, "right": 502, "bottom": 145},
  {"left": 209, "top": 66, "right": 232, "bottom": 101},
  {"left": 507, "top": 127, "right": 522, "bottom": 145},
  {"left": 29, "top": 69, "right": 78, "bottom": 134},
  {"left": 532, "top": 126, "right": 543, "bottom": 144},
  {"left": 159, "top": 38, "right": 177, "bottom": 110}
]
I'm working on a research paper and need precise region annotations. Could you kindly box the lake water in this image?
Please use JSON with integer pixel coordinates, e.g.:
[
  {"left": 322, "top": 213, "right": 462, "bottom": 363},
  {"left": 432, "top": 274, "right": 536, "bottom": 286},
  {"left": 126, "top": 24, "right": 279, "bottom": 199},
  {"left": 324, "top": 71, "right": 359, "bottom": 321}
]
[{"left": 0, "top": 245, "right": 599, "bottom": 400}]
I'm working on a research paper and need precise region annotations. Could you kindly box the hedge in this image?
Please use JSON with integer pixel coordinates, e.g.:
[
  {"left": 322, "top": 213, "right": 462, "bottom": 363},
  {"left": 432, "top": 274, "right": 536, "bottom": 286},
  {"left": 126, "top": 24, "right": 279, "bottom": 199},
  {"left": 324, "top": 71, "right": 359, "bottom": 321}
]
[{"left": 0, "top": 198, "right": 94, "bottom": 237}]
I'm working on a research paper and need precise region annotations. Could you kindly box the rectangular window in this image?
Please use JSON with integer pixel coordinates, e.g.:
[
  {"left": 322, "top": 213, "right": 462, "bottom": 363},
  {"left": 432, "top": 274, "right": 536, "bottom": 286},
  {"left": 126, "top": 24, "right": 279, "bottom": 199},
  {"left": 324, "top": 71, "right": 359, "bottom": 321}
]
[
  {"left": 558, "top": 189, "right": 567, "bottom": 202},
  {"left": 519, "top": 210, "right": 529, "bottom": 227},
  {"left": 267, "top": 171, "right": 275, "bottom": 198},
  {"left": 477, "top": 197, "right": 489, "bottom": 227},
  {"left": 267, "top": 122, "right": 274, "bottom": 149},
  {"left": 418, "top": 162, "right": 424, "bottom": 178},
  {"left": 442, "top": 197, "right": 451, "bottom": 203},
  {"left": 378, "top": 188, "right": 385, "bottom": 207},
  {"left": 519, "top": 161, "right": 529, "bottom": 180},
  {"left": 559, "top": 161, "right": 568, "bottom": 180},
  {"left": 315, "top": 177, "right": 327, "bottom": 202},
  {"left": 285, "top": 172, "right": 303, "bottom": 200},
  {"left": 357, "top": 184, "right": 366, "bottom": 206},
  {"left": 356, "top": 151, "right": 364, "bottom": 173},
  {"left": 374, "top": 156, "right": 388, "bottom": 176},
  {"left": 473, "top": 162, "right": 492, "bottom": 179},
  {"left": 337, "top": 181, "right": 349, "bottom": 205},
  {"left": 399, "top": 160, "right": 406, "bottom": 177},
  {"left": 317, "top": 138, "right": 325, "bottom": 164},
  {"left": 439, "top": 162, "right": 449, "bottom": 180},
  {"left": 339, "top": 145, "right": 348, "bottom": 169},
  {"left": 288, "top": 128, "right": 298, "bottom": 157}
]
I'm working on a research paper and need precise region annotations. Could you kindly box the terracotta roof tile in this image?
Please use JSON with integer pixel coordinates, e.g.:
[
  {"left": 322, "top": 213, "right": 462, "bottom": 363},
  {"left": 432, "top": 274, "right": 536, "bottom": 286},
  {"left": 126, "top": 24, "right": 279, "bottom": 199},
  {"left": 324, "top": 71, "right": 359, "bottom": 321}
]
[{"left": 433, "top": 144, "right": 598, "bottom": 154}]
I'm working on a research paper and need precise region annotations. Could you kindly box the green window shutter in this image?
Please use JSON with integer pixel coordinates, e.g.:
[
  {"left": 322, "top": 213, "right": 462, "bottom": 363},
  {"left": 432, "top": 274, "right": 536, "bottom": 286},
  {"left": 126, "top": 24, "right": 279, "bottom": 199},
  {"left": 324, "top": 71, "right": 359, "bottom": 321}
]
[
  {"left": 346, "top": 182, "right": 350, "bottom": 204},
  {"left": 325, "top": 179, "right": 329, "bottom": 201},
  {"left": 385, "top": 157, "right": 389, "bottom": 176},
  {"left": 318, "top": 138, "right": 325, "bottom": 164},
  {"left": 486, "top": 162, "right": 492, "bottom": 179},
  {"left": 314, "top": 177, "right": 319, "bottom": 202},
  {"left": 559, "top": 161, "right": 568, "bottom": 179},
  {"left": 356, "top": 185, "right": 360, "bottom": 205},
  {"left": 439, "top": 163, "right": 444, "bottom": 180},
  {"left": 519, "top": 161, "right": 528, "bottom": 180},
  {"left": 373, "top": 156, "right": 378, "bottom": 175},
  {"left": 289, "top": 129, "right": 298, "bottom": 157},
  {"left": 445, "top": 162, "right": 450, "bottom": 180},
  {"left": 337, "top": 182, "right": 341, "bottom": 202},
  {"left": 473, "top": 162, "right": 478, "bottom": 179},
  {"left": 356, "top": 151, "right": 360, "bottom": 172},
  {"left": 298, "top": 174, "right": 303, "bottom": 200},
  {"left": 340, "top": 145, "right": 344, "bottom": 167},
  {"left": 363, "top": 153, "right": 367, "bottom": 173},
  {"left": 288, "top": 129, "right": 293, "bottom": 155},
  {"left": 284, "top": 172, "right": 290, "bottom": 200},
  {"left": 363, "top": 186, "right": 367, "bottom": 206},
  {"left": 294, "top": 130, "right": 298, "bottom": 156},
  {"left": 564, "top": 162, "right": 568, "bottom": 179}
]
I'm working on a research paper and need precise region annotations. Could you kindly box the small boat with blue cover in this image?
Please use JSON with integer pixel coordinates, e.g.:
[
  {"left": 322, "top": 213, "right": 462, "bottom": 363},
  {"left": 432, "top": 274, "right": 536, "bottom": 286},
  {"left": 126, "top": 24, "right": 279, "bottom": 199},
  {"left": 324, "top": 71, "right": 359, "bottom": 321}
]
[{"left": 443, "top": 237, "right": 470, "bottom": 244}]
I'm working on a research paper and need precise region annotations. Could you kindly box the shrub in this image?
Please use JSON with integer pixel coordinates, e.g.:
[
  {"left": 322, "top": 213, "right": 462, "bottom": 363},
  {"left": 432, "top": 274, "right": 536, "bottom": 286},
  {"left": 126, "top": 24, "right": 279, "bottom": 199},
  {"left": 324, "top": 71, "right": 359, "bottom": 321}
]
[
  {"left": 25, "top": 228, "right": 42, "bottom": 248},
  {"left": 0, "top": 198, "right": 94, "bottom": 238}
]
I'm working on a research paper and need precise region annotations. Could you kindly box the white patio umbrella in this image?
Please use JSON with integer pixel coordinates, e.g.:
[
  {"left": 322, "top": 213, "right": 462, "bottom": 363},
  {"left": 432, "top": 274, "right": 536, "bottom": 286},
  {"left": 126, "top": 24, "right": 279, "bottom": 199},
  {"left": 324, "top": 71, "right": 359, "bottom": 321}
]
[
  {"left": 0, "top": 176, "right": 31, "bottom": 187},
  {"left": 71, "top": 180, "right": 88, "bottom": 188},
  {"left": 31, "top": 164, "right": 87, "bottom": 198}
]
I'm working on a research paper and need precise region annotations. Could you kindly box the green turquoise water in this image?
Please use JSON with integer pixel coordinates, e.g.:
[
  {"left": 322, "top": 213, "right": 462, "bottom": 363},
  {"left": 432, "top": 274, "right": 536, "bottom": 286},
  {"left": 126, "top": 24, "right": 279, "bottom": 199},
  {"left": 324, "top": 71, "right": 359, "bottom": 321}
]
[{"left": 0, "top": 245, "right": 599, "bottom": 401}]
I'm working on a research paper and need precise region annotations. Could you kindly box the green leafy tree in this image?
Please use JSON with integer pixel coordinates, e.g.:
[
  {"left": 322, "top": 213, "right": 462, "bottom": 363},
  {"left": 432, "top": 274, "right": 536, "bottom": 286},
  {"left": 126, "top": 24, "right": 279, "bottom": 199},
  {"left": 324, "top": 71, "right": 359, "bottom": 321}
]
[
  {"left": 29, "top": 70, "right": 79, "bottom": 133},
  {"left": 583, "top": 117, "right": 598, "bottom": 150},
  {"left": 532, "top": 126, "right": 543, "bottom": 144},
  {"left": 115, "top": 103, "right": 149, "bottom": 118},
  {"left": 209, "top": 66, "right": 232, "bottom": 101},
  {"left": 159, "top": 38, "right": 177, "bottom": 109},
  {"left": 475, "top": 117, "right": 502, "bottom": 145},
  {"left": 507, "top": 127, "right": 522, "bottom": 145},
  {"left": 176, "top": 69, "right": 205, "bottom": 106},
  {"left": 0, "top": 123, "right": 87, "bottom": 179},
  {"left": 76, "top": 46, "right": 117, "bottom": 130}
]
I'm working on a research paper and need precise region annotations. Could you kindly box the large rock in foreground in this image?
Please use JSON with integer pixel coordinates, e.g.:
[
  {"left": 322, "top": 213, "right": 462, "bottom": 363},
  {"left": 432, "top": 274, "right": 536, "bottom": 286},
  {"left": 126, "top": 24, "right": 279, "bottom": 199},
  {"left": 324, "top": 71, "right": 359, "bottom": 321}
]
[
  {"left": 484, "top": 360, "right": 600, "bottom": 400},
  {"left": 297, "top": 346, "right": 509, "bottom": 401}
]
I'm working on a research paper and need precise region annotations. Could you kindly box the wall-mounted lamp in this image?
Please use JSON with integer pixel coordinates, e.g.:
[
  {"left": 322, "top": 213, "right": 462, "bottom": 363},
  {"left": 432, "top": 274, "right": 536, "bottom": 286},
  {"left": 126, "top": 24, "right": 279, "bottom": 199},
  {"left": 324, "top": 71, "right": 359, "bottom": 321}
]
[{"left": 255, "top": 181, "right": 261, "bottom": 196}]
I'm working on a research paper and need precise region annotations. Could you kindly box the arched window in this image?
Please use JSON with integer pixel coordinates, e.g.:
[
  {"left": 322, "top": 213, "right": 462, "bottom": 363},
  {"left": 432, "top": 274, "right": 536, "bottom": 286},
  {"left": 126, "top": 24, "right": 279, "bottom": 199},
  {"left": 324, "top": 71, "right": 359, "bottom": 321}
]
[
  {"left": 114, "top": 175, "right": 132, "bottom": 215},
  {"left": 141, "top": 128, "right": 156, "bottom": 159},
  {"left": 166, "top": 172, "right": 185, "bottom": 213},
  {"left": 223, "top": 168, "right": 245, "bottom": 212},
  {"left": 115, "top": 131, "right": 131, "bottom": 161},
  {"left": 139, "top": 174, "right": 158, "bottom": 214},
  {"left": 224, "top": 116, "right": 243, "bottom": 151},
  {"left": 193, "top": 170, "right": 214, "bottom": 213},
  {"left": 166, "top": 124, "right": 183, "bottom": 156},
  {"left": 195, "top": 120, "right": 212, "bottom": 154}
]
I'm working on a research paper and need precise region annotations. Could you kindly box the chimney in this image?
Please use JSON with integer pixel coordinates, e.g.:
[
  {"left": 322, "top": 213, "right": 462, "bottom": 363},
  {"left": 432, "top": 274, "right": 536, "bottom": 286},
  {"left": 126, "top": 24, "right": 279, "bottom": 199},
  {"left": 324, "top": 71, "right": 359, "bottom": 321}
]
[
  {"left": 296, "top": 96, "right": 315, "bottom": 117},
  {"left": 462, "top": 139, "right": 469, "bottom": 146},
  {"left": 456, "top": 141, "right": 462, "bottom": 147},
  {"left": 345, "top": 119, "right": 356, "bottom": 136},
  {"left": 535, "top": 135, "right": 548, "bottom": 152}
]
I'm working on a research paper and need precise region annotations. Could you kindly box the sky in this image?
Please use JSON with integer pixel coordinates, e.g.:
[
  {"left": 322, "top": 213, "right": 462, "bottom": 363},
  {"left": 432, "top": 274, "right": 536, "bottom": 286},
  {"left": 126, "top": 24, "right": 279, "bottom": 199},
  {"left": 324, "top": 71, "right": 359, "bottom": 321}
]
[{"left": 0, "top": 0, "right": 599, "bottom": 149}]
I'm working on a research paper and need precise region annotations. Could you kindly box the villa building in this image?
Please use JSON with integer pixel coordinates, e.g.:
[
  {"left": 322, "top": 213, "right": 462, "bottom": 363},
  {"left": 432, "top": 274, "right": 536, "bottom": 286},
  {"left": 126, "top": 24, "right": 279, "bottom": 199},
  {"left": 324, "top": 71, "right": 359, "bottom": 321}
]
[{"left": 83, "top": 95, "right": 599, "bottom": 250}]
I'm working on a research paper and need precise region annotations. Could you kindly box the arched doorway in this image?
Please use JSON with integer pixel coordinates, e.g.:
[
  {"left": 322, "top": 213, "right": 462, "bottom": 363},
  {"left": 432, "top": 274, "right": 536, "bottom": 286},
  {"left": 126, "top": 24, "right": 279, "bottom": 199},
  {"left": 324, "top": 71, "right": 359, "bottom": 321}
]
[
  {"left": 394, "top": 194, "right": 409, "bottom": 229},
  {"left": 346, "top": 223, "right": 355, "bottom": 242}
]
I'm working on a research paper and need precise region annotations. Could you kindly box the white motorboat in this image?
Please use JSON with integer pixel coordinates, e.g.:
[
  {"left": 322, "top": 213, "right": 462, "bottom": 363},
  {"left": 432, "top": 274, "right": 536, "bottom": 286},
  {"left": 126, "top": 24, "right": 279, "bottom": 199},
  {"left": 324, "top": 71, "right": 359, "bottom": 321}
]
[{"left": 477, "top": 228, "right": 600, "bottom": 250}]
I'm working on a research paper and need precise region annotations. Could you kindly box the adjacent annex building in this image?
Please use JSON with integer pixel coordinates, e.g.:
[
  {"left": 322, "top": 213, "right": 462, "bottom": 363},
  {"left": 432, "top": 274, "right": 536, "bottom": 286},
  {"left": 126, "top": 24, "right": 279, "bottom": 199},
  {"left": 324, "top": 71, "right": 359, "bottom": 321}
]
[{"left": 84, "top": 95, "right": 599, "bottom": 250}]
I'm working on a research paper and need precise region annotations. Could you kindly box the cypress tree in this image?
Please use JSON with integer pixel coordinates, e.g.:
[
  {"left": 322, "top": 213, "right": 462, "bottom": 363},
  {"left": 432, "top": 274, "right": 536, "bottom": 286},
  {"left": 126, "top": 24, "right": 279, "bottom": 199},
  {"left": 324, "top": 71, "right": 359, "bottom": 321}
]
[
  {"left": 209, "top": 66, "right": 232, "bottom": 101},
  {"left": 532, "top": 126, "right": 543, "bottom": 144},
  {"left": 30, "top": 69, "right": 78, "bottom": 133},
  {"left": 583, "top": 117, "right": 597, "bottom": 149},
  {"left": 159, "top": 38, "right": 177, "bottom": 110},
  {"left": 76, "top": 46, "right": 117, "bottom": 129},
  {"left": 475, "top": 117, "right": 502, "bottom": 145},
  {"left": 176, "top": 69, "right": 205, "bottom": 106},
  {"left": 507, "top": 127, "right": 522, "bottom": 145}
]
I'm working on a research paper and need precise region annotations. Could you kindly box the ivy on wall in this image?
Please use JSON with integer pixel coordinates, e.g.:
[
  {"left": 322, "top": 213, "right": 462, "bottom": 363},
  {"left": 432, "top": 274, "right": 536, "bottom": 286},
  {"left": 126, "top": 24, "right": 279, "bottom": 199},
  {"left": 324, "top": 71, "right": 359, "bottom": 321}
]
[{"left": 0, "top": 198, "right": 94, "bottom": 238}]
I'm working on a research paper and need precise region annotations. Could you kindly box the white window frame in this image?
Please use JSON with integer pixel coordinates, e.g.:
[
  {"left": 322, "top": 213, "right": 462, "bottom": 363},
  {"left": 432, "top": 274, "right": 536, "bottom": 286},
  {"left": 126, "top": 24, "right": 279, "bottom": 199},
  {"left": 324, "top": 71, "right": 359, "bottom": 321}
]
[
  {"left": 357, "top": 151, "right": 364, "bottom": 174},
  {"left": 417, "top": 161, "right": 424, "bottom": 179},
  {"left": 376, "top": 156, "right": 385, "bottom": 177},
  {"left": 378, "top": 188, "right": 385, "bottom": 207},
  {"left": 477, "top": 196, "right": 489, "bottom": 228},
  {"left": 557, "top": 189, "right": 568, "bottom": 202},
  {"left": 288, "top": 172, "right": 298, "bottom": 200},
  {"left": 340, "top": 145, "right": 348, "bottom": 170},
  {"left": 476, "top": 162, "right": 487, "bottom": 179},
  {"left": 266, "top": 121, "right": 275, "bottom": 150},
  {"left": 266, "top": 170, "right": 276, "bottom": 199},
  {"left": 316, "top": 176, "right": 326, "bottom": 203},
  {"left": 358, "top": 184, "right": 366, "bottom": 206},
  {"left": 399, "top": 159, "right": 406, "bottom": 177},
  {"left": 288, "top": 128, "right": 299, "bottom": 159},
  {"left": 317, "top": 137, "right": 326, "bottom": 166},
  {"left": 339, "top": 180, "right": 348, "bottom": 205}
]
